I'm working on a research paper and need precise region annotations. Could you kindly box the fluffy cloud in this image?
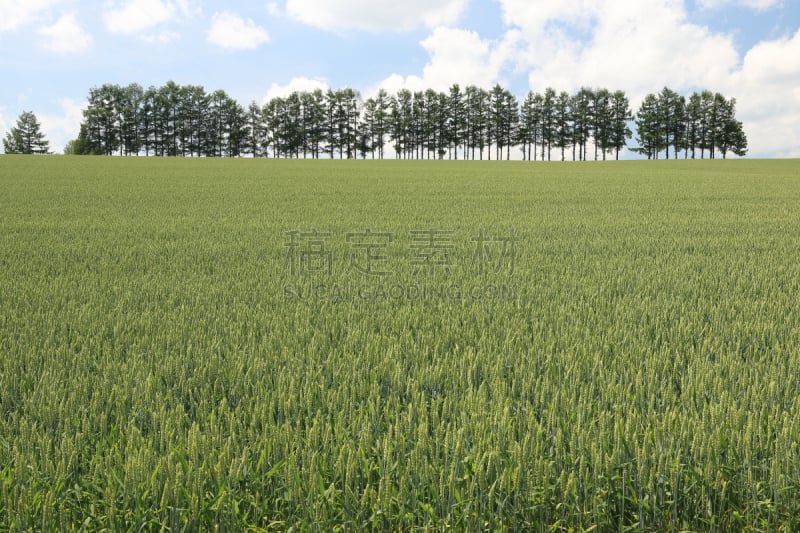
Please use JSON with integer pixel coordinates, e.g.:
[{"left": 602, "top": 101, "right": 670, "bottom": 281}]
[
  {"left": 0, "top": 0, "right": 62, "bottom": 31},
  {"left": 37, "top": 13, "right": 93, "bottom": 54},
  {"left": 104, "top": 0, "right": 175, "bottom": 34},
  {"left": 103, "top": 0, "right": 198, "bottom": 39},
  {"left": 378, "top": 0, "right": 798, "bottom": 156},
  {"left": 38, "top": 98, "right": 85, "bottom": 154},
  {"left": 497, "top": 0, "right": 739, "bottom": 101},
  {"left": 207, "top": 12, "right": 270, "bottom": 50},
  {"left": 285, "top": 0, "right": 467, "bottom": 32},
  {"left": 375, "top": 27, "right": 519, "bottom": 94},
  {"left": 263, "top": 77, "right": 329, "bottom": 102},
  {"left": 489, "top": 0, "right": 800, "bottom": 156},
  {"left": 725, "top": 29, "right": 800, "bottom": 157}
]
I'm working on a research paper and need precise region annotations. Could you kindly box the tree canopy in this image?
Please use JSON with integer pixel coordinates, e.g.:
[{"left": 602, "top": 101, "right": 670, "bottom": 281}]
[
  {"left": 634, "top": 88, "right": 747, "bottom": 160},
  {"left": 66, "top": 81, "right": 746, "bottom": 160},
  {"left": 3, "top": 111, "right": 50, "bottom": 155}
]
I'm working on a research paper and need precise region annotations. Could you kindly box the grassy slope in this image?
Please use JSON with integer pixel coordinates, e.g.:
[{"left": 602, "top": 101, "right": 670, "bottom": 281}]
[{"left": 1, "top": 156, "right": 800, "bottom": 530}]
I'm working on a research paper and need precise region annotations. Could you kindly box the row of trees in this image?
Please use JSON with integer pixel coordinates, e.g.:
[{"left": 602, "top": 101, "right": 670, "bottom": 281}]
[
  {"left": 39, "top": 82, "right": 744, "bottom": 160},
  {"left": 635, "top": 87, "right": 747, "bottom": 159},
  {"left": 69, "top": 82, "right": 636, "bottom": 160},
  {"left": 67, "top": 82, "right": 250, "bottom": 158}
]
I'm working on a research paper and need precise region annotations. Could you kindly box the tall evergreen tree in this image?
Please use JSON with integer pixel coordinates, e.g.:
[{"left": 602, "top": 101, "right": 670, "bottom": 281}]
[
  {"left": 658, "top": 87, "right": 684, "bottom": 159},
  {"left": 3, "top": 111, "right": 50, "bottom": 154},
  {"left": 244, "top": 101, "right": 265, "bottom": 157},
  {"left": 389, "top": 89, "right": 411, "bottom": 159},
  {"left": 634, "top": 93, "right": 661, "bottom": 159},
  {"left": 363, "top": 88, "right": 391, "bottom": 159},
  {"left": 554, "top": 91, "right": 572, "bottom": 161},
  {"left": 463, "top": 86, "right": 485, "bottom": 160},
  {"left": 609, "top": 90, "right": 632, "bottom": 160},
  {"left": 464, "top": 86, "right": 489, "bottom": 160},
  {"left": 713, "top": 95, "right": 747, "bottom": 158},
  {"left": 572, "top": 88, "right": 593, "bottom": 161},
  {"left": 541, "top": 88, "right": 557, "bottom": 161},
  {"left": 502, "top": 88, "right": 519, "bottom": 160},
  {"left": 518, "top": 91, "right": 537, "bottom": 161},
  {"left": 305, "top": 89, "right": 326, "bottom": 159},
  {"left": 684, "top": 92, "right": 703, "bottom": 159},
  {"left": 698, "top": 90, "right": 715, "bottom": 159},
  {"left": 447, "top": 84, "right": 466, "bottom": 159},
  {"left": 489, "top": 84, "right": 506, "bottom": 160},
  {"left": 119, "top": 84, "right": 143, "bottom": 156},
  {"left": 592, "top": 88, "right": 612, "bottom": 160}
]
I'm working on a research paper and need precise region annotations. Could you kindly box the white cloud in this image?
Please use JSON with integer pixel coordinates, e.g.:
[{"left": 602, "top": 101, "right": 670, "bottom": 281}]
[
  {"left": 207, "top": 11, "right": 270, "bottom": 50},
  {"left": 37, "top": 13, "right": 92, "bottom": 54},
  {"left": 375, "top": 27, "right": 519, "bottom": 94},
  {"left": 285, "top": 0, "right": 467, "bottom": 32},
  {"left": 490, "top": 0, "right": 799, "bottom": 157},
  {"left": 103, "top": 0, "right": 195, "bottom": 35},
  {"left": 697, "top": 0, "right": 780, "bottom": 10},
  {"left": 103, "top": 0, "right": 201, "bottom": 36},
  {"left": 263, "top": 77, "right": 329, "bottom": 102},
  {"left": 374, "top": 0, "right": 798, "bottom": 157},
  {"left": 267, "top": 2, "right": 281, "bottom": 17},
  {"left": 497, "top": 0, "right": 738, "bottom": 101},
  {"left": 0, "top": 0, "right": 62, "bottom": 31},
  {"left": 725, "top": 29, "right": 800, "bottom": 157},
  {"left": 38, "top": 98, "right": 85, "bottom": 154}
]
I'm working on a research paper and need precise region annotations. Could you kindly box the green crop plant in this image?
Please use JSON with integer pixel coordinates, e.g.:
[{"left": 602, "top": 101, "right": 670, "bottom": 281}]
[{"left": 1, "top": 156, "right": 799, "bottom": 531}]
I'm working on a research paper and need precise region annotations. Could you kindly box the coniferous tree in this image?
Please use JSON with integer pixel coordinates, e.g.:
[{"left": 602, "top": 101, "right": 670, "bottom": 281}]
[
  {"left": 658, "top": 87, "right": 684, "bottom": 159},
  {"left": 363, "top": 88, "right": 390, "bottom": 159},
  {"left": 609, "top": 90, "right": 632, "bottom": 160},
  {"left": 572, "top": 88, "right": 593, "bottom": 161},
  {"left": 698, "top": 90, "right": 716, "bottom": 159},
  {"left": 592, "top": 88, "right": 611, "bottom": 160},
  {"left": 465, "top": 86, "right": 489, "bottom": 160},
  {"left": 685, "top": 92, "right": 703, "bottom": 159},
  {"left": 634, "top": 93, "right": 660, "bottom": 159},
  {"left": 502, "top": 88, "right": 519, "bottom": 160},
  {"left": 3, "top": 111, "right": 50, "bottom": 154},
  {"left": 518, "top": 91, "right": 537, "bottom": 161},
  {"left": 390, "top": 89, "right": 412, "bottom": 159},
  {"left": 590, "top": 88, "right": 609, "bottom": 160},
  {"left": 554, "top": 91, "right": 572, "bottom": 161},
  {"left": 713, "top": 95, "right": 747, "bottom": 158},
  {"left": 446, "top": 84, "right": 466, "bottom": 159},
  {"left": 488, "top": 84, "right": 505, "bottom": 160},
  {"left": 540, "top": 88, "right": 557, "bottom": 161}
]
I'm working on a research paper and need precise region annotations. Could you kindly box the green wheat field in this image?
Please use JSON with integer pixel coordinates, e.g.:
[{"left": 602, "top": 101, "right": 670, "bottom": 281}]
[{"left": 1, "top": 156, "right": 800, "bottom": 531}]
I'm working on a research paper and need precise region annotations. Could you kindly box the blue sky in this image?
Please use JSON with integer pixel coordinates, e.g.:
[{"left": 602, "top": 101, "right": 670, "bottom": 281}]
[{"left": 1, "top": 0, "right": 798, "bottom": 157}]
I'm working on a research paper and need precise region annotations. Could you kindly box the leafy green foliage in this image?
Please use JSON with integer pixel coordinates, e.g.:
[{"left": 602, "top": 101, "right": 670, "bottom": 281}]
[{"left": 1, "top": 157, "right": 798, "bottom": 530}]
